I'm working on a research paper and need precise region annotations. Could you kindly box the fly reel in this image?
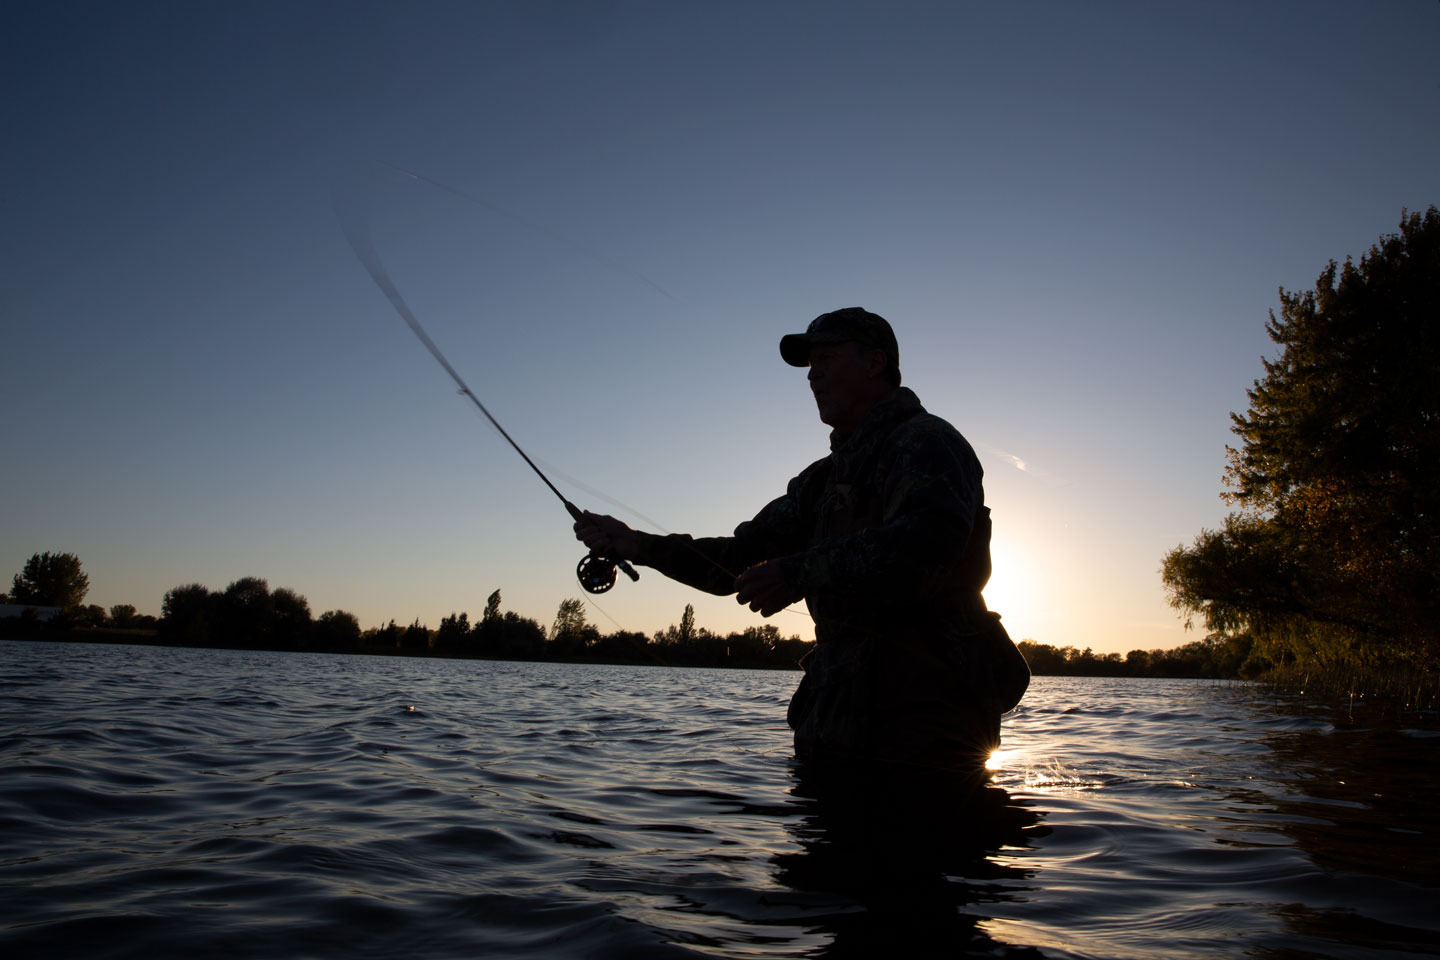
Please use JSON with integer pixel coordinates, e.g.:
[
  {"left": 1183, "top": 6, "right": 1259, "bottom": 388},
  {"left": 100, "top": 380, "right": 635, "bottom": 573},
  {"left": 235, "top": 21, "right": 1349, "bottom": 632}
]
[{"left": 576, "top": 552, "right": 640, "bottom": 594}]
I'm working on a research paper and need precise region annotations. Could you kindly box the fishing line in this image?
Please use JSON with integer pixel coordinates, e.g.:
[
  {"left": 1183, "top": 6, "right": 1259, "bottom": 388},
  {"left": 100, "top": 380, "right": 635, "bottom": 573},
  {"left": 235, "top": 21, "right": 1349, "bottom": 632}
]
[
  {"left": 532, "top": 452, "right": 816, "bottom": 616},
  {"left": 534, "top": 452, "right": 813, "bottom": 625},
  {"left": 528, "top": 455, "right": 677, "bottom": 539},
  {"left": 337, "top": 207, "right": 638, "bottom": 595}
]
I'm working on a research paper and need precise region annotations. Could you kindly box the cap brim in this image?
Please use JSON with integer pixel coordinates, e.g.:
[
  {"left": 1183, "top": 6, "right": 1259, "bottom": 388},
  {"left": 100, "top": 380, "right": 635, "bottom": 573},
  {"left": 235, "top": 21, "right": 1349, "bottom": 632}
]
[{"left": 779, "top": 333, "right": 812, "bottom": 366}]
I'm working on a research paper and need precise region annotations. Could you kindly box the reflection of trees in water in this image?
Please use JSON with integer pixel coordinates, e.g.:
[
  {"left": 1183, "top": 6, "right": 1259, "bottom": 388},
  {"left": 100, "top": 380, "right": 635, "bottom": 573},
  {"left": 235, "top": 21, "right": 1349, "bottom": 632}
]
[
  {"left": 1238, "top": 703, "right": 1440, "bottom": 956},
  {"left": 1251, "top": 902, "right": 1440, "bottom": 960},
  {"left": 774, "top": 762, "right": 1050, "bottom": 957}
]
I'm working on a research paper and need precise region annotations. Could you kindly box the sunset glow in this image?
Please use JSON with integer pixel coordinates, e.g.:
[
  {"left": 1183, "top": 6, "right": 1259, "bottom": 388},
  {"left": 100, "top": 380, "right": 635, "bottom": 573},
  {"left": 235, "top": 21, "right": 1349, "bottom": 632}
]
[{"left": 3, "top": 3, "right": 1435, "bottom": 656}]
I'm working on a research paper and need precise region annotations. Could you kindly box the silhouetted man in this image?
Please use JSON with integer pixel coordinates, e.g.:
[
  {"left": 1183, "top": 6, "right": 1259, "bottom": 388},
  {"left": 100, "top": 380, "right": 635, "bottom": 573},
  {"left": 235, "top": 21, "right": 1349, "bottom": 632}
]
[{"left": 575, "top": 308, "right": 1027, "bottom": 775}]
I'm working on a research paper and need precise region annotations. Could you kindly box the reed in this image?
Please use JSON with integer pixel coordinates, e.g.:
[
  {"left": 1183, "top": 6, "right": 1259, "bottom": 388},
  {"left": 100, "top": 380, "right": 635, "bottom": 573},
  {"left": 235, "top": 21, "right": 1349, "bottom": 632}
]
[{"left": 1261, "top": 662, "right": 1439, "bottom": 717}]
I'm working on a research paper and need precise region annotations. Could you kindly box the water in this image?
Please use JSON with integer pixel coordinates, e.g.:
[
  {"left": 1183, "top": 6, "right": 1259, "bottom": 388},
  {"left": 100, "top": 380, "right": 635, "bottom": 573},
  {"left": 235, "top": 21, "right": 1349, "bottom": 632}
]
[{"left": 2, "top": 640, "right": 1436, "bottom": 959}]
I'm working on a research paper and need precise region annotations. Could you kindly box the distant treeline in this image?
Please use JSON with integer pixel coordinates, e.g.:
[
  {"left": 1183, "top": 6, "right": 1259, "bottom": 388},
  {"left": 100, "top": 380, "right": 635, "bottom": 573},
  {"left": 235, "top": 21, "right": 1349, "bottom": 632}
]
[
  {"left": 3, "top": 575, "right": 816, "bottom": 671},
  {"left": 4, "top": 570, "right": 1261, "bottom": 680},
  {"left": 1016, "top": 637, "right": 1247, "bottom": 679}
]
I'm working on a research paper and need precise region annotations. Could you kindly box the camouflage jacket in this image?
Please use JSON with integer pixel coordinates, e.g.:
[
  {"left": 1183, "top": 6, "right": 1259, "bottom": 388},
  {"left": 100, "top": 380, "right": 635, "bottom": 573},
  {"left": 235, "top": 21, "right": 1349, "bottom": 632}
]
[
  {"left": 635, "top": 387, "right": 1028, "bottom": 763},
  {"left": 632, "top": 387, "right": 994, "bottom": 648}
]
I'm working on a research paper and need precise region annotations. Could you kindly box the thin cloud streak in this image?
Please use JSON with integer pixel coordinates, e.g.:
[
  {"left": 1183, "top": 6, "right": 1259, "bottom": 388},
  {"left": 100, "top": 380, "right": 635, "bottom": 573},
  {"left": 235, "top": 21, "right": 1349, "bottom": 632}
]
[{"left": 980, "top": 443, "right": 1068, "bottom": 486}]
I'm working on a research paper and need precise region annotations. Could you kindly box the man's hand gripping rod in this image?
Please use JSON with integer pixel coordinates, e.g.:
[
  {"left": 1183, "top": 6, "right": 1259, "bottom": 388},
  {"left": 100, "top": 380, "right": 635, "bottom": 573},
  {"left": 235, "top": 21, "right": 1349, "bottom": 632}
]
[{"left": 339, "top": 214, "right": 639, "bottom": 594}]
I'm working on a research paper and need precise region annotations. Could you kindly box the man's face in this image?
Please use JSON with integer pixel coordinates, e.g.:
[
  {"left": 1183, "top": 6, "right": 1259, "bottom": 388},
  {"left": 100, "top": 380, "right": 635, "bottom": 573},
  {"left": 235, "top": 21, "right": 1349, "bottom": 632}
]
[{"left": 807, "top": 341, "right": 885, "bottom": 432}]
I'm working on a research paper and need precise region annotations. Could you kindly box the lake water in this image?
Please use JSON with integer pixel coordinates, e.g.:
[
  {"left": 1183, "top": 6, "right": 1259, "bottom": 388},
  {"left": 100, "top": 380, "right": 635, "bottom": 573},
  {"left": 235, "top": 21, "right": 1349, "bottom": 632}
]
[{"left": 2, "top": 640, "right": 1436, "bottom": 959}]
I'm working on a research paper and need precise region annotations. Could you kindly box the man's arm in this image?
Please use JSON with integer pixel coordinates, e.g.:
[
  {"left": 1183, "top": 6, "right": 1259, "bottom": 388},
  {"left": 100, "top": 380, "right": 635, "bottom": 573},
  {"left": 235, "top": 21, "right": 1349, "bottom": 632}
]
[{"left": 572, "top": 466, "right": 818, "bottom": 605}]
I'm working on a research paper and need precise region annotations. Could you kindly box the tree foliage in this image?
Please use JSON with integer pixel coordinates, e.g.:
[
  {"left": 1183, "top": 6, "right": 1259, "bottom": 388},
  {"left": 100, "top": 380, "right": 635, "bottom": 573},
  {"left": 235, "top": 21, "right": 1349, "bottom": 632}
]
[
  {"left": 548, "top": 597, "right": 592, "bottom": 657},
  {"left": 160, "top": 583, "right": 214, "bottom": 645},
  {"left": 156, "top": 578, "right": 344, "bottom": 652},
  {"left": 314, "top": 609, "right": 362, "bottom": 649},
  {"left": 551, "top": 598, "right": 586, "bottom": 639},
  {"left": 271, "top": 587, "right": 313, "bottom": 650},
  {"left": 433, "top": 611, "right": 472, "bottom": 653},
  {"left": 10, "top": 551, "right": 90, "bottom": 609},
  {"left": 475, "top": 610, "right": 546, "bottom": 659},
  {"left": 1164, "top": 207, "right": 1440, "bottom": 670},
  {"left": 1015, "top": 639, "right": 1251, "bottom": 679},
  {"left": 399, "top": 619, "right": 431, "bottom": 650}
]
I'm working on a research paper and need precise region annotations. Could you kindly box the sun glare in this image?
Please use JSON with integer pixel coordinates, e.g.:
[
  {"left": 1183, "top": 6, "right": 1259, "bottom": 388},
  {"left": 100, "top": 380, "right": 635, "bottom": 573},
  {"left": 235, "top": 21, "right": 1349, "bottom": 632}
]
[
  {"left": 982, "top": 536, "right": 1031, "bottom": 620},
  {"left": 985, "top": 746, "right": 1022, "bottom": 771}
]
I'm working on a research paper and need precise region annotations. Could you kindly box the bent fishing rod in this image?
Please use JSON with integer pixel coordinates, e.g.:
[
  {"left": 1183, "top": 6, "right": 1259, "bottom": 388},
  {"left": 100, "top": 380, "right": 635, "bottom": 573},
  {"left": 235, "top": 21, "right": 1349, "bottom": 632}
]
[{"left": 338, "top": 214, "right": 639, "bottom": 595}]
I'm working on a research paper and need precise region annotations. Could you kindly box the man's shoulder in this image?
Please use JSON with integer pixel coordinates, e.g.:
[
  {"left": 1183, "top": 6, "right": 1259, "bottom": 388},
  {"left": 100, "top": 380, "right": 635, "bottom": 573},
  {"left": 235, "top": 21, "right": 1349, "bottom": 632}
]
[
  {"left": 888, "top": 408, "right": 976, "bottom": 460},
  {"left": 789, "top": 452, "right": 834, "bottom": 488}
]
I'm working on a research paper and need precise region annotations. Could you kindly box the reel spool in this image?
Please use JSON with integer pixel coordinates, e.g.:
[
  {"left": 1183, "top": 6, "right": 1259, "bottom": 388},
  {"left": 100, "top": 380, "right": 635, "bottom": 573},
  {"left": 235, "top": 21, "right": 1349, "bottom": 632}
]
[{"left": 576, "top": 552, "right": 639, "bottom": 594}]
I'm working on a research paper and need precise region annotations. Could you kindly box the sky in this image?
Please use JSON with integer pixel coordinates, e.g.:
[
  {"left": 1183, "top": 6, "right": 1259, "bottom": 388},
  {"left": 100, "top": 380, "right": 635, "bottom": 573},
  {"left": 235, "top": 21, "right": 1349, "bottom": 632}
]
[{"left": 3, "top": 0, "right": 1437, "bottom": 654}]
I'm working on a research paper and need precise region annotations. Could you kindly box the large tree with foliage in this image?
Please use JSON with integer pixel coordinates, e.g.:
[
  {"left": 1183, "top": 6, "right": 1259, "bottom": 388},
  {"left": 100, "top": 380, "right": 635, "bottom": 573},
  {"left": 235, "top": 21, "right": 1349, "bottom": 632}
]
[
  {"left": 433, "top": 611, "right": 472, "bottom": 653},
  {"left": 314, "top": 609, "right": 361, "bottom": 649},
  {"left": 160, "top": 583, "right": 215, "bottom": 645},
  {"left": 1163, "top": 207, "right": 1440, "bottom": 671},
  {"left": 549, "top": 597, "right": 594, "bottom": 657},
  {"left": 10, "top": 551, "right": 90, "bottom": 609}
]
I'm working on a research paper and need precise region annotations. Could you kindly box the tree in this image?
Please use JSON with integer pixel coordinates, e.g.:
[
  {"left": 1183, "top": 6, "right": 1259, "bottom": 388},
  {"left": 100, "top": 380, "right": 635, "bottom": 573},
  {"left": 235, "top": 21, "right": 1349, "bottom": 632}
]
[
  {"left": 549, "top": 598, "right": 589, "bottom": 657},
  {"left": 270, "top": 586, "right": 312, "bottom": 650},
  {"left": 217, "top": 577, "right": 275, "bottom": 648},
  {"left": 433, "top": 611, "right": 472, "bottom": 653},
  {"left": 10, "top": 551, "right": 89, "bottom": 609},
  {"left": 770, "top": 635, "right": 814, "bottom": 667},
  {"left": 475, "top": 610, "right": 545, "bottom": 659},
  {"left": 160, "top": 583, "right": 216, "bottom": 645},
  {"left": 728, "top": 624, "right": 781, "bottom": 664},
  {"left": 366, "top": 619, "right": 404, "bottom": 650},
  {"left": 315, "top": 609, "right": 361, "bottom": 649},
  {"left": 471, "top": 590, "right": 546, "bottom": 660},
  {"left": 1163, "top": 207, "right": 1440, "bottom": 670},
  {"left": 551, "top": 597, "right": 586, "bottom": 636},
  {"left": 655, "top": 603, "right": 699, "bottom": 649},
  {"left": 590, "top": 629, "right": 653, "bottom": 661},
  {"left": 399, "top": 619, "right": 431, "bottom": 650},
  {"left": 109, "top": 604, "right": 138, "bottom": 628}
]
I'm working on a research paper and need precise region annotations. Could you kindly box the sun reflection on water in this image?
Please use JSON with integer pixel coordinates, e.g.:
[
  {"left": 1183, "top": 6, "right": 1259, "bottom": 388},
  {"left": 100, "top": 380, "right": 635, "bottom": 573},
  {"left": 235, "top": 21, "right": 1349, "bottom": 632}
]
[
  {"left": 986, "top": 746, "right": 1021, "bottom": 771},
  {"left": 989, "top": 746, "right": 1106, "bottom": 792}
]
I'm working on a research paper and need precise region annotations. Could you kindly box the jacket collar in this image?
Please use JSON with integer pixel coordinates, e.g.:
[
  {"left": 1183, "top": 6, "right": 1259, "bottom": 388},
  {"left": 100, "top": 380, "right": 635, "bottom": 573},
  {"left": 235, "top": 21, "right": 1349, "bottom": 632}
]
[{"left": 829, "top": 387, "right": 924, "bottom": 467}]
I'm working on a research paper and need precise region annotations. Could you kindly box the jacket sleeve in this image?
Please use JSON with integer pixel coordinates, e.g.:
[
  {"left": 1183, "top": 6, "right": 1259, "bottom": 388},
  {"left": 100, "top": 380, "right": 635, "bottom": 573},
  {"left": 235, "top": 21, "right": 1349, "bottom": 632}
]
[
  {"left": 631, "top": 466, "right": 818, "bottom": 596},
  {"left": 791, "top": 423, "right": 983, "bottom": 596}
]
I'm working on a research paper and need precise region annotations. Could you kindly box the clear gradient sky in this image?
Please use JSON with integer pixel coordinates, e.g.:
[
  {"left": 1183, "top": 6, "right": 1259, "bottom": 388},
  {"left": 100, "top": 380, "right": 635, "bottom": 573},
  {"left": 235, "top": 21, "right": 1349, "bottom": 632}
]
[{"left": 4, "top": 1, "right": 1437, "bottom": 654}]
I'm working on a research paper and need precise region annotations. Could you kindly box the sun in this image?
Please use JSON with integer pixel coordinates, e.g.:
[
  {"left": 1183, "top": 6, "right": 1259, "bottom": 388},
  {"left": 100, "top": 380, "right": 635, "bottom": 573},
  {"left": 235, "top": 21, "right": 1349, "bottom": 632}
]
[{"left": 981, "top": 535, "right": 1032, "bottom": 620}]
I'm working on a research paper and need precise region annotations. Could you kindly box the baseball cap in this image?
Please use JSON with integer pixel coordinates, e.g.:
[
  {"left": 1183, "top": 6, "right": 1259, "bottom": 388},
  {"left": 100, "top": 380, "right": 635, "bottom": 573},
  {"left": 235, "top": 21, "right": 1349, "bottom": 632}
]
[{"left": 779, "top": 307, "right": 899, "bottom": 368}]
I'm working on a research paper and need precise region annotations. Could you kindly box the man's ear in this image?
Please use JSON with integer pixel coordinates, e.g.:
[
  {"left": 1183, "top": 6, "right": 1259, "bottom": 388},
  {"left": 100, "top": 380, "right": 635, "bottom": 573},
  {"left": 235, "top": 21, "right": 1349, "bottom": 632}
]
[{"left": 865, "top": 347, "right": 888, "bottom": 380}]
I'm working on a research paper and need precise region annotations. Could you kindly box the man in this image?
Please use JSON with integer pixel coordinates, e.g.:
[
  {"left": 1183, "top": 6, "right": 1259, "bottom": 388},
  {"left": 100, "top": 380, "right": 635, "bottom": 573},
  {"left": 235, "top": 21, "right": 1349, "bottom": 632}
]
[{"left": 575, "top": 308, "right": 1028, "bottom": 775}]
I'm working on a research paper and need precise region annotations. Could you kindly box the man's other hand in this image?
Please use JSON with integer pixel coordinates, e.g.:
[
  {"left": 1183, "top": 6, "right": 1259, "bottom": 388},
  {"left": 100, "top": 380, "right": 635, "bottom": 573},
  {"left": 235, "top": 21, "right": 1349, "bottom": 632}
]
[{"left": 734, "top": 561, "right": 801, "bottom": 617}]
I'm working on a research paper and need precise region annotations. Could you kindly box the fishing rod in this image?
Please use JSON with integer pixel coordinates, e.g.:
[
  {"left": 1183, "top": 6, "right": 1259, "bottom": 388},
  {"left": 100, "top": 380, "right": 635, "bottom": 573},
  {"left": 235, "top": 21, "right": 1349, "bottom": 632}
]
[{"left": 338, "top": 212, "right": 639, "bottom": 595}]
